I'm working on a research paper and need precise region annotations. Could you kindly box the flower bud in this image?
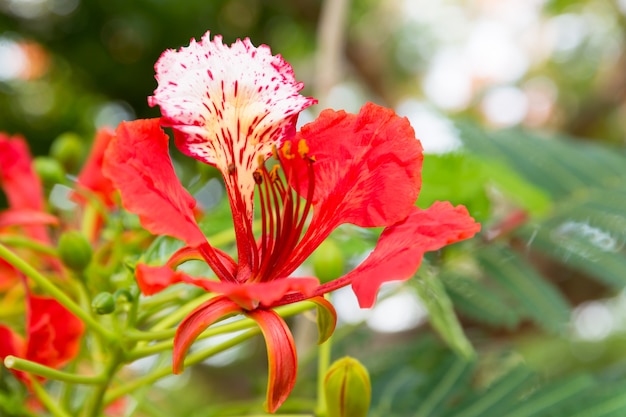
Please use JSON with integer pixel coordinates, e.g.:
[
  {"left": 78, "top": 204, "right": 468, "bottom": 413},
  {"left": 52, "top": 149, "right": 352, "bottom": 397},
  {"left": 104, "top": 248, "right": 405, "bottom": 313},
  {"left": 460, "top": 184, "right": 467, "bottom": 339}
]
[
  {"left": 312, "top": 239, "right": 344, "bottom": 283},
  {"left": 34, "top": 156, "right": 65, "bottom": 188},
  {"left": 92, "top": 292, "right": 115, "bottom": 315},
  {"left": 58, "top": 231, "right": 92, "bottom": 271},
  {"left": 324, "top": 357, "right": 371, "bottom": 417},
  {"left": 50, "top": 132, "right": 83, "bottom": 173}
]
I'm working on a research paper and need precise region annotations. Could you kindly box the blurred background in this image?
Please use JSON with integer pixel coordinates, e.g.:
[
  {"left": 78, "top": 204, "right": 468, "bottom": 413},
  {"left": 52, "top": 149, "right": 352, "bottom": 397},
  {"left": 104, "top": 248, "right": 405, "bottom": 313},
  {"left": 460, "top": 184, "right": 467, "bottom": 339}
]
[{"left": 2, "top": 0, "right": 626, "bottom": 416}]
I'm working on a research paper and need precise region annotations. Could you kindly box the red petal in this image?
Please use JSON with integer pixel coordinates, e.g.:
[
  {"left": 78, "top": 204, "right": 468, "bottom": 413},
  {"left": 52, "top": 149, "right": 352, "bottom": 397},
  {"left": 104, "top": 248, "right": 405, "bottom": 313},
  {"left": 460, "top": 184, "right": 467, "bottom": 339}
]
[
  {"left": 347, "top": 202, "right": 480, "bottom": 308},
  {"left": 0, "top": 209, "right": 58, "bottom": 228},
  {"left": 135, "top": 264, "right": 186, "bottom": 295},
  {"left": 173, "top": 296, "right": 243, "bottom": 373},
  {"left": 0, "top": 325, "right": 24, "bottom": 359},
  {"left": 25, "top": 295, "right": 84, "bottom": 369},
  {"left": 181, "top": 275, "right": 319, "bottom": 310},
  {"left": 75, "top": 128, "right": 116, "bottom": 207},
  {"left": 0, "top": 133, "right": 48, "bottom": 242},
  {"left": 289, "top": 102, "right": 423, "bottom": 228},
  {"left": 245, "top": 309, "right": 297, "bottom": 413},
  {"left": 102, "top": 119, "right": 206, "bottom": 247},
  {"left": 0, "top": 133, "right": 44, "bottom": 212},
  {"left": 0, "top": 325, "right": 27, "bottom": 383}
]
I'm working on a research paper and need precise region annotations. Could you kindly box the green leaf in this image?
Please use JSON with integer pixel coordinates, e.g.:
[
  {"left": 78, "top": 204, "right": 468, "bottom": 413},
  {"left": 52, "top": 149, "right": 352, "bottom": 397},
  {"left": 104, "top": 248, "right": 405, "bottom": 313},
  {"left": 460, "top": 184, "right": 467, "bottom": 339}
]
[
  {"left": 418, "top": 153, "right": 491, "bottom": 222},
  {"left": 412, "top": 268, "right": 475, "bottom": 359},
  {"left": 441, "top": 271, "right": 521, "bottom": 329},
  {"left": 446, "top": 365, "right": 536, "bottom": 417},
  {"left": 476, "top": 245, "right": 571, "bottom": 333},
  {"left": 506, "top": 374, "right": 595, "bottom": 417},
  {"left": 413, "top": 355, "right": 474, "bottom": 417}
]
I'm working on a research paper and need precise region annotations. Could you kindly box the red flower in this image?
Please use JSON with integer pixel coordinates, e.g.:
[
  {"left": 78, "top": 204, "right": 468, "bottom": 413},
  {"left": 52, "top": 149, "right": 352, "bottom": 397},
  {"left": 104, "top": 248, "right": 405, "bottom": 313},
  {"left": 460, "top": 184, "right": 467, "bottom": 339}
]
[
  {"left": 0, "top": 293, "right": 84, "bottom": 385},
  {"left": 103, "top": 32, "right": 480, "bottom": 412},
  {"left": 74, "top": 128, "right": 117, "bottom": 208},
  {"left": 0, "top": 133, "right": 58, "bottom": 290},
  {"left": 0, "top": 133, "right": 57, "bottom": 242}
]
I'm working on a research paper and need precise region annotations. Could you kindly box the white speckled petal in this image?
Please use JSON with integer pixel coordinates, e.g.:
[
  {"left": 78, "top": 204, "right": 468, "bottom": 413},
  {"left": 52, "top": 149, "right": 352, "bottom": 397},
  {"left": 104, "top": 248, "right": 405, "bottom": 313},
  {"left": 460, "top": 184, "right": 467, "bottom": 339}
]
[{"left": 149, "top": 32, "right": 315, "bottom": 220}]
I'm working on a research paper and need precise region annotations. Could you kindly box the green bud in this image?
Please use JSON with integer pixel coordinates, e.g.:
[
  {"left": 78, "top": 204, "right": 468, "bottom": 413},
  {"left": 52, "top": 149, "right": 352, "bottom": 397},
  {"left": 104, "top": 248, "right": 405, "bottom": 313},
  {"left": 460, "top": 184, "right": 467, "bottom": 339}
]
[
  {"left": 34, "top": 156, "right": 65, "bottom": 188},
  {"left": 312, "top": 239, "right": 344, "bottom": 283},
  {"left": 58, "top": 231, "right": 92, "bottom": 271},
  {"left": 92, "top": 292, "right": 115, "bottom": 315},
  {"left": 50, "top": 132, "right": 83, "bottom": 172},
  {"left": 324, "top": 357, "right": 371, "bottom": 417}
]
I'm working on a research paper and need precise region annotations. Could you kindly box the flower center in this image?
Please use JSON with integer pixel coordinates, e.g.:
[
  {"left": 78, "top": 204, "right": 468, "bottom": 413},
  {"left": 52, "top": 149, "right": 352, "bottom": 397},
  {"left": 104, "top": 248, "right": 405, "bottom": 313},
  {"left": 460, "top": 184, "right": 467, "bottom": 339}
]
[{"left": 247, "top": 140, "right": 315, "bottom": 283}]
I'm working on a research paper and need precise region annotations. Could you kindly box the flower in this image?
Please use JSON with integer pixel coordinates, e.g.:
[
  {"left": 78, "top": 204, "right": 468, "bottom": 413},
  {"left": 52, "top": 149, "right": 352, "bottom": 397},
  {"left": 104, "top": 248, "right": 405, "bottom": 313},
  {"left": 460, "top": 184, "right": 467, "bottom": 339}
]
[
  {"left": 0, "top": 133, "right": 57, "bottom": 243},
  {"left": 102, "top": 31, "right": 481, "bottom": 412},
  {"left": 74, "top": 128, "right": 117, "bottom": 208},
  {"left": 0, "top": 293, "right": 84, "bottom": 385},
  {"left": 0, "top": 133, "right": 58, "bottom": 290}
]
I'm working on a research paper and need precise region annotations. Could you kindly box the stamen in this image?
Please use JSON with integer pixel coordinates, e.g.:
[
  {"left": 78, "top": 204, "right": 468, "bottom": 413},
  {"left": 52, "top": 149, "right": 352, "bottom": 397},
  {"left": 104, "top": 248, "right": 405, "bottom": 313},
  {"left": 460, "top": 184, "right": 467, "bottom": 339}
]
[
  {"left": 281, "top": 142, "right": 295, "bottom": 160},
  {"left": 297, "top": 139, "right": 309, "bottom": 158},
  {"left": 252, "top": 143, "right": 316, "bottom": 283}
]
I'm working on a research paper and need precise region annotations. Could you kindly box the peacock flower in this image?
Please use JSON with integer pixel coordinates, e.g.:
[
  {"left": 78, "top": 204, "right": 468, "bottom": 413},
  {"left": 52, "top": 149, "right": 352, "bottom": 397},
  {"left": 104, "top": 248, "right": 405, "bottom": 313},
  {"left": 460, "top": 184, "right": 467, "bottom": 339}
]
[{"left": 102, "top": 31, "right": 480, "bottom": 413}]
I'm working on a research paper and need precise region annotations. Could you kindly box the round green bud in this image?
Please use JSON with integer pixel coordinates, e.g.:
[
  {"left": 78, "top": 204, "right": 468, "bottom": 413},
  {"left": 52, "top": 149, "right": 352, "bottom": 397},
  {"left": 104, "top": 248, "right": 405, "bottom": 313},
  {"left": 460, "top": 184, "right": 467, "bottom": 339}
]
[
  {"left": 92, "top": 292, "right": 115, "bottom": 315},
  {"left": 33, "top": 156, "right": 65, "bottom": 187},
  {"left": 58, "top": 231, "right": 93, "bottom": 271},
  {"left": 324, "top": 357, "right": 371, "bottom": 417},
  {"left": 50, "top": 132, "right": 83, "bottom": 173},
  {"left": 312, "top": 239, "right": 344, "bottom": 283}
]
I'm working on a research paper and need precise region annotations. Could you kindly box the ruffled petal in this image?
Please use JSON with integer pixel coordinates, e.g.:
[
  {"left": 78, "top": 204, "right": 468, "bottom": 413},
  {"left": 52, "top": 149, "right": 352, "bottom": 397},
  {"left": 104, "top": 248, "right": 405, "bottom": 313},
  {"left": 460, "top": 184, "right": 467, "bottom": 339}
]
[
  {"left": 289, "top": 102, "right": 423, "bottom": 229},
  {"left": 244, "top": 309, "right": 297, "bottom": 413},
  {"left": 347, "top": 202, "right": 481, "bottom": 308},
  {"left": 102, "top": 119, "right": 206, "bottom": 247},
  {"left": 277, "top": 103, "right": 423, "bottom": 277},
  {"left": 149, "top": 31, "right": 316, "bottom": 226},
  {"left": 173, "top": 296, "right": 243, "bottom": 373}
]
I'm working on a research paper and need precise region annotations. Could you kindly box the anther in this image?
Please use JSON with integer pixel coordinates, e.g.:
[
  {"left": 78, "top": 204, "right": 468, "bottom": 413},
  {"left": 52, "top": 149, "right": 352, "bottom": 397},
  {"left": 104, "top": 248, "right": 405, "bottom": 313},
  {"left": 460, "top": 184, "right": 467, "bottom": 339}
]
[
  {"left": 281, "top": 142, "right": 295, "bottom": 160},
  {"left": 253, "top": 170, "right": 263, "bottom": 185},
  {"left": 227, "top": 163, "right": 236, "bottom": 175},
  {"left": 297, "top": 139, "right": 310, "bottom": 158},
  {"left": 269, "top": 165, "right": 281, "bottom": 182}
]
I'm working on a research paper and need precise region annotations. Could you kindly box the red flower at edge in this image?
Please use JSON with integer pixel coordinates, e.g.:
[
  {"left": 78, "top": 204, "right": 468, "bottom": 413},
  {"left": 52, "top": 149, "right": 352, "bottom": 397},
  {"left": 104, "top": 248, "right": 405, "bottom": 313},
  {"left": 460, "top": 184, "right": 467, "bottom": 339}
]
[
  {"left": 102, "top": 32, "right": 481, "bottom": 413},
  {"left": 0, "top": 133, "right": 57, "bottom": 242},
  {"left": 0, "top": 293, "right": 84, "bottom": 386}
]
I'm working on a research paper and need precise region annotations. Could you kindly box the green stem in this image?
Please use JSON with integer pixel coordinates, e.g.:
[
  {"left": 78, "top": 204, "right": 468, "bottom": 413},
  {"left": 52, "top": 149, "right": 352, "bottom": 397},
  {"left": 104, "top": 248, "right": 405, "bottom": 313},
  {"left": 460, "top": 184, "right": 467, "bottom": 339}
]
[
  {"left": 29, "top": 377, "right": 72, "bottom": 417},
  {"left": 0, "top": 235, "right": 58, "bottom": 256},
  {"left": 147, "top": 292, "right": 215, "bottom": 331},
  {"left": 4, "top": 356, "right": 105, "bottom": 385},
  {"left": 104, "top": 328, "right": 259, "bottom": 404},
  {"left": 315, "top": 295, "right": 333, "bottom": 417},
  {"left": 0, "top": 243, "right": 116, "bottom": 343},
  {"left": 82, "top": 348, "right": 124, "bottom": 417}
]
